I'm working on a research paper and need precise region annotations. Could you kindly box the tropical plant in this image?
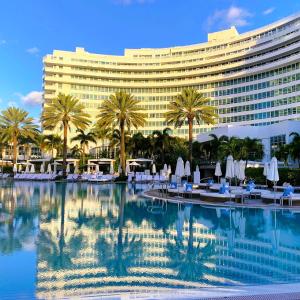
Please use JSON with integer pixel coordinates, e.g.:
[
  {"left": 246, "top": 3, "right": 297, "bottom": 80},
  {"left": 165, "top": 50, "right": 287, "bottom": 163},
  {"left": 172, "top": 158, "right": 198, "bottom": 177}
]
[
  {"left": 43, "top": 134, "right": 63, "bottom": 158},
  {"left": 71, "top": 129, "right": 96, "bottom": 162},
  {"left": 97, "top": 91, "right": 146, "bottom": 174},
  {"left": 151, "top": 128, "right": 173, "bottom": 163},
  {"left": 289, "top": 132, "right": 300, "bottom": 166},
  {"left": 41, "top": 93, "right": 91, "bottom": 176},
  {"left": 165, "top": 88, "right": 217, "bottom": 163},
  {"left": 240, "top": 137, "right": 263, "bottom": 163},
  {"left": 0, "top": 107, "right": 39, "bottom": 163},
  {"left": 274, "top": 144, "right": 290, "bottom": 166}
]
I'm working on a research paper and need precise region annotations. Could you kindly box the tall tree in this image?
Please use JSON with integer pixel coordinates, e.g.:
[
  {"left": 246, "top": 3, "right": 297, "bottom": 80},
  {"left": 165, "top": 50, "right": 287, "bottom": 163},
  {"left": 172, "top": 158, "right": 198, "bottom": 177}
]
[
  {"left": 41, "top": 93, "right": 91, "bottom": 177},
  {"left": 0, "top": 107, "right": 39, "bottom": 163},
  {"left": 151, "top": 128, "right": 172, "bottom": 163},
  {"left": 71, "top": 129, "right": 96, "bottom": 163},
  {"left": 289, "top": 132, "right": 300, "bottom": 167},
  {"left": 97, "top": 91, "right": 146, "bottom": 174},
  {"left": 165, "top": 88, "right": 217, "bottom": 163},
  {"left": 43, "top": 134, "right": 63, "bottom": 158}
]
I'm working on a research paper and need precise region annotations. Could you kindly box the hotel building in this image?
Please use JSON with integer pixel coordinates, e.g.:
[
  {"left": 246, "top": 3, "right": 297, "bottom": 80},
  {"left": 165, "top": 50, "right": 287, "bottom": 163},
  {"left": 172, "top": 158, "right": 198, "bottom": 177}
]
[{"left": 43, "top": 14, "right": 300, "bottom": 146}]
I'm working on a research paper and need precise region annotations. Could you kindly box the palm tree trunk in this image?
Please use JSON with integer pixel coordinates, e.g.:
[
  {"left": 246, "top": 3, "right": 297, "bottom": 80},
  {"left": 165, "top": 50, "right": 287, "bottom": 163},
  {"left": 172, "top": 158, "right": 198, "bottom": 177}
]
[
  {"left": 120, "top": 121, "right": 125, "bottom": 175},
  {"left": 13, "top": 135, "right": 18, "bottom": 164},
  {"left": 188, "top": 119, "right": 193, "bottom": 163},
  {"left": 63, "top": 122, "right": 68, "bottom": 177}
]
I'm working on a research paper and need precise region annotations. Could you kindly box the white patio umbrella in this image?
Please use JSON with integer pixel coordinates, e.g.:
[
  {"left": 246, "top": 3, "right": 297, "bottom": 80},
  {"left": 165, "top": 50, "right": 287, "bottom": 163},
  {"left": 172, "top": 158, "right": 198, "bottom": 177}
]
[
  {"left": 214, "top": 162, "right": 222, "bottom": 182},
  {"left": 267, "top": 157, "right": 279, "bottom": 183},
  {"left": 110, "top": 162, "right": 114, "bottom": 175},
  {"left": 163, "top": 164, "right": 168, "bottom": 174},
  {"left": 95, "top": 164, "right": 99, "bottom": 173},
  {"left": 175, "top": 157, "right": 185, "bottom": 178},
  {"left": 40, "top": 163, "right": 45, "bottom": 173},
  {"left": 184, "top": 161, "right": 191, "bottom": 177},
  {"left": 74, "top": 164, "right": 79, "bottom": 174},
  {"left": 152, "top": 163, "right": 156, "bottom": 175},
  {"left": 193, "top": 165, "right": 200, "bottom": 184},
  {"left": 238, "top": 160, "right": 246, "bottom": 182},
  {"left": 225, "top": 155, "right": 235, "bottom": 183},
  {"left": 129, "top": 161, "right": 140, "bottom": 166},
  {"left": 13, "top": 164, "right": 17, "bottom": 173},
  {"left": 168, "top": 165, "right": 172, "bottom": 175},
  {"left": 18, "top": 164, "right": 22, "bottom": 173},
  {"left": 25, "top": 162, "right": 30, "bottom": 173},
  {"left": 30, "top": 164, "right": 35, "bottom": 173},
  {"left": 125, "top": 162, "right": 130, "bottom": 175},
  {"left": 66, "top": 163, "right": 70, "bottom": 174},
  {"left": 47, "top": 163, "right": 52, "bottom": 174},
  {"left": 263, "top": 162, "right": 269, "bottom": 185}
]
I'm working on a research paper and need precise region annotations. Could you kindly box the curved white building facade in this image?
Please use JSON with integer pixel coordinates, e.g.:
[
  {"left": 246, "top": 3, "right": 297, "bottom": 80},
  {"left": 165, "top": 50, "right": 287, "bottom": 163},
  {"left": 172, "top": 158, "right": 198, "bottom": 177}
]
[{"left": 43, "top": 14, "right": 300, "bottom": 139}]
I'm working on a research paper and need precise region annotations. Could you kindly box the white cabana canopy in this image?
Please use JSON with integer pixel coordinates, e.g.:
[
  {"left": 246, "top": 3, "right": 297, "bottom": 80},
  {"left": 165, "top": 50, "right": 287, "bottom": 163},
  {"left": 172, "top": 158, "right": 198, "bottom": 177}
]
[
  {"left": 129, "top": 161, "right": 140, "bottom": 166},
  {"left": 126, "top": 158, "right": 153, "bottom": 164}
]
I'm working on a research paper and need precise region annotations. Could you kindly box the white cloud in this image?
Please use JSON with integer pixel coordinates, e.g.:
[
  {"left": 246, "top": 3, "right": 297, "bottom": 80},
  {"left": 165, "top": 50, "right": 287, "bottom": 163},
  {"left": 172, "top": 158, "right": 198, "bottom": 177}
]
[
  {"left": 113, "top": 0, "right": 154, "bottom": 5},
  {"left": 26, "top": 47, "right": 39, "bottom": 55},
  {"left": 207, "top": 6, "right": 253, "bottom": 30},
  {"left": 263, "top": 7, "right": 275, "bottom": 15},
  {"left": 0, "top": 40, "right": 6, "bottom": 45},
  {"left": 7, "top": 101, "right": 18, "bottom": 107},
  {"left": 19, "top": 91, "right": 43, "bottom": 106}
]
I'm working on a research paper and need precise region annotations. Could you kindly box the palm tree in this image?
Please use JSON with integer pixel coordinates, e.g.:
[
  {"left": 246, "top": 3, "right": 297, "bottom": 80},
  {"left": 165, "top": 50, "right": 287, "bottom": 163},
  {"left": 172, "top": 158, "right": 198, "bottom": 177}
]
[
  {"left": 43, "top": 134, "right": 62, "bottom": 158},
  {"left": 151, "top": 128, "right": 172, "bottom": 163},
  {"left": 71, "top": 129, "right": 96, "bottom": 162},
  {"left": 208, "top": 134, "right": 229, "bottom": 161},
  {"left": 0, "top": 107, "right": 39, "bottom": 163},
  {"left": 240, "top": 137, "right": 263, "bottom": 164},
  {"left": 165, "top": 88, "right": 217, "bottom": 163},
  {"left": 41, "top": 93, "right": 91, "bottom": 176},
  {"left": 97, "top": 91, "right": 146, "bottom": 174}
]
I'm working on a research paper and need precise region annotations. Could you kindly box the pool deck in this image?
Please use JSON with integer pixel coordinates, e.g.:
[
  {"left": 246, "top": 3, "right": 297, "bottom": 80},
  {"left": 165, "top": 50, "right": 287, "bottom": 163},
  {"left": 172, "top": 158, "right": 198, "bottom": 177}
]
[
  {"left": 84, "top": 282, "right": 300, "bottom": 299},
  {"left": 143, "top": 189, "right": 300, "bottom": 211}
]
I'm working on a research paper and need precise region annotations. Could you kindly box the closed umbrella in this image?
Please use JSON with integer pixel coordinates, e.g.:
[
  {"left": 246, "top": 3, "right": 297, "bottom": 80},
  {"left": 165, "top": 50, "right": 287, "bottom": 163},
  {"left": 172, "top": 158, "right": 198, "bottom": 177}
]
[
  {"left": 152, "top": 163, "right": 156, "bottom": 175},
  {"left": 110, "top": 162, "right": 114, "bottom": 174},
  {"left": 263, "top": 162, "right": 269, "bottom": 185},
  {"left": 47, "top": 163, "right": 52, "bottom": 174},
  {"left": 66, "top": 163, "right": 70, "bottom": 174},
  {"left": 214, "top": 162, "right": 222, "bottom": 182},
  {"left": 13, "top": 164, "right": 17, "bottom": 173},
  {"left": 25, "top": 162, "right": 30, "bottom": 173},
  {"left": 234, "top": 160, "right": 240, "bottom": 179},
  {"left": 95, "top": 164, "right": 99, "bottom": 173},
  {"left": 193, "top": 165, "right": 200, "bottom": 185},
  {"left": 225, "top": 155, "right": 235, "bottom": 183},
  {"left": 185, "top": 161, "right": 191, "bottom": 177},
  {"left": 40, "top": 163, "right": 45, "bottom": 173},
  {"left": 163, "top": 164, "right": 168, "bottom": 174},
  {"left": 53, "top": 163, "right": 57, "bottom": 174},
  {"left": 267, "top": 157, "right": 279, "bottom": 204},
  {"left": 30, "top": 164, "right": 35, "bottom": 173},
  {"left": 238, "top": 160, "right": 246, "bottom": 182},
  {"left": 175, "top": 157, "right": 185, "bottom": 178},
  {"left": 18, "top": 164, "right": 22, "bottom": 173},
  {"left": 168, "top": 165, "right": 172, "bottom": 175}
]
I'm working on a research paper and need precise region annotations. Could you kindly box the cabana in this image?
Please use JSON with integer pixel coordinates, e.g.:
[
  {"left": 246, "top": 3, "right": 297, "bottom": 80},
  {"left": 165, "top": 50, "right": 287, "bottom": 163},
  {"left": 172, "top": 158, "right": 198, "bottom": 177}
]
[
  {"left": 54, "top": 158, "right": 80, "bottom": 174},
  {"left": 87, "top": 159, "right": 115, "bottom": 174},
  {"left": 126, "top": 158, "right": 153, "bottom": 173}
]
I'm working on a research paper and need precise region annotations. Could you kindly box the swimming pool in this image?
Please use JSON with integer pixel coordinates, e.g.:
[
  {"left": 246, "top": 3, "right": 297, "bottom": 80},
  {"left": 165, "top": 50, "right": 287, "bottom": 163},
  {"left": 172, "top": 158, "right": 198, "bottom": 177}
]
[{"left": 1, "top": 181, "right": 300, "bottom": 299}]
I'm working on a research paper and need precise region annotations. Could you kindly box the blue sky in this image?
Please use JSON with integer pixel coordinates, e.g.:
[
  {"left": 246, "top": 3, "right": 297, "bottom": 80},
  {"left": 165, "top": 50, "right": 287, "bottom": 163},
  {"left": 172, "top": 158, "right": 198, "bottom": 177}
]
[{"left": 0, "top": 0, "right": 299, "bottom": 121}]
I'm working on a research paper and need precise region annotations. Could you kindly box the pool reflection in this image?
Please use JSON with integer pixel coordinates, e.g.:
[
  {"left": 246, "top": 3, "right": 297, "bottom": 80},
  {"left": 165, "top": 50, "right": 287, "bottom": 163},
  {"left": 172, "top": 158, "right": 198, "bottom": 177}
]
[{"left": 1, "top": 181, "right": 300, "bottom": 299}]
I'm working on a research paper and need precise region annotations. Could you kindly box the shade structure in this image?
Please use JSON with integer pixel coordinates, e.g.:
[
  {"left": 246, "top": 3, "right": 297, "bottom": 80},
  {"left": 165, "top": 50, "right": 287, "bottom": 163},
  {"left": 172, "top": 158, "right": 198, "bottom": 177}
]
[
  {"left": 175, "top": 157, "right": 185, "bottom": 177},
  {"left": 152, "top": 163, "right": 156, "bottom": 175},
  {"left": 110, "top": 162, "right": 114, "bottom": 175},
  {"left": 95, "top": 164, "right": 99, "bottom": 173},
  {"left": 47, "top": 163, "right": 52, "bottom": 174},
  {"left": 225, "top": 155, "right": 235, "bottom": 179},
  {"left": 66, "top": 163, "right": 70, "bottom": 174},
  {"left": 129, "top": 161, "right": 140, "bottom": 166},
  {"left": 13, "top": 164, "right": 17, "bottom": 173},
  {"left": 184, "top": 161, "right": 191, "bottom": 177},
  {"left": 267, "top": 157, "right": 279, "bottom": 183},
  {"left": 40, "top": 163, "right": 45, "bottom": 173},
  {"left": 25, "top": 162, "right": 30, "bottom": 173},
  {"left": 18, "top": 164, "right": 22, "bottom": 173},
  {"left": 263, "top": 162, "right": 269, "bottom": 177},
  {"left": 234, "top": 160, "right": 240, "bottom": 179},
  {"left": 238, "top": 160, "right": 246, "bottom": 181},
  {"left": 214, "top": 162, "right": 222, "bottom": 177},
  {"left": 30, "top": 164, "right": 35, "bottom": 173}
]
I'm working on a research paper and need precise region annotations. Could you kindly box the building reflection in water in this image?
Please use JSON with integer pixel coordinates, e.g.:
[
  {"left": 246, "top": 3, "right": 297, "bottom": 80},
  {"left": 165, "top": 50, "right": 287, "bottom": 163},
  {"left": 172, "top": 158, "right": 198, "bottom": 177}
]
[{"left": 1, "top": 181, "right": 300, "bottom": 299}]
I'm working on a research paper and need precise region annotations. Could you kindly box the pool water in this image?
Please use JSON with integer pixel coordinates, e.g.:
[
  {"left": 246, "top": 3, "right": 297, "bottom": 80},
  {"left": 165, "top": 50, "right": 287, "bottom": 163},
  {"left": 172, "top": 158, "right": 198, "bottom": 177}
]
[{"left": 1, "top": 181, "right": 300, "bottom": 299}]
